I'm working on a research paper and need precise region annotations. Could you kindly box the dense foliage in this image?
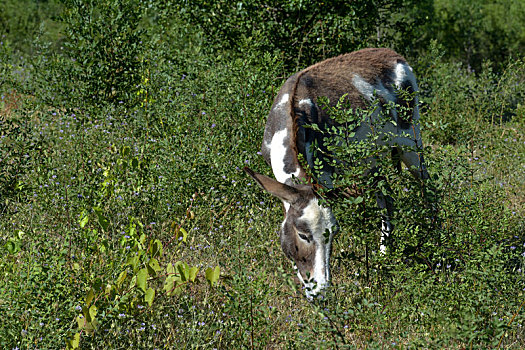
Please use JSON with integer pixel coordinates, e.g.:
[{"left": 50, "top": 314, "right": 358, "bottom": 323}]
[{"left": 1, "top": 0, "right": 524, "bottom": 348}]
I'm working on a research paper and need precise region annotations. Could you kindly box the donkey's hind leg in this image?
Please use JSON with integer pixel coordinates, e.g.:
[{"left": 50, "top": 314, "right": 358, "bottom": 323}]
[
  {"left": 371, "top": 170, "right": 395, "bottom": 254},
  {"left": 400, "top": 149, "right": 429, "bottom": 180},
  {"left": 376, "top": 190, "right": 394, "bottom": 254}
]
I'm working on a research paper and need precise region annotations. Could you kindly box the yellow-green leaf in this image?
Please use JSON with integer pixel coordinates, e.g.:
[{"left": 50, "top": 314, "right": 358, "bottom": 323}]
[
  {"left": 149, "top": 239, "right": 163, "bottom": 257},
  {"left": 166, "top": 262, "right": 175, "bottom": 275},
  {"left": 89, "top": 304, "right": 97, "bottom": 320},
  {"left": 76, "top": 314, "right": 85, "bottom": 329},
  {"left": 84, "top": 318, "right": 98, "bottom": 334},
  {"left": 85, "top": 288, "right": 95, "bottom": 305},
  {"left": 116, "top": 270, "right": 127, "bottom": 288},
  {"left": 147, "top": 258, "right": 161, "bottom": 276},
  {"left": 175, "top": 261, "right": 188, "bottom": 281},
  {"left": 127, "top": 256, "right": 139, "bottom": 271},
  {"left": 66, "top": 332, "right": 80, "bottom": 349},
  {"left": 163, "top": 277, "right": 175, "bottom": 294},
  {"left": 145, "top": 287, "right": 155, "bottom": 306},
  {"left": 79, "top": 211, "right": 89, "bottom": 228},
  {"left": 137, "top": 268, "right": 148, "bottom": 292},
  {"left": 176, "top": 227, "right": 187, "bottom": 243},
  {"left": 205, "top": 266, "right": 220, "bottom": 286},
  {"left": 189, "top": 266, "right": 199, "bottom": 282},
  {"left": 130, "top": 275, "right": 137, "bottom": 290},
  {"left": 172, "top": 281, "right": 184, "bottom": 296}
]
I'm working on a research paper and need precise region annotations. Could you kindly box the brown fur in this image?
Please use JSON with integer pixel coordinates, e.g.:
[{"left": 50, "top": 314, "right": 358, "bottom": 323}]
[
  {"left": 280, "top": 203, "right": 318, "bottom": 278},
  {"left": 294, "top": 48, "right": 406, "bottom": 111},
  {"left": 263, "top": 49, "right": 410, "bottom": 181},
  {"left": 287, "top": 48, "right": 410, "bottom": 186}
]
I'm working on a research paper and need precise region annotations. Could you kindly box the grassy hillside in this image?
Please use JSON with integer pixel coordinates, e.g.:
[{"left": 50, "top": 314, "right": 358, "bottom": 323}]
[{"left": 1, "top": 1, "right": 524, "bottom": 348}]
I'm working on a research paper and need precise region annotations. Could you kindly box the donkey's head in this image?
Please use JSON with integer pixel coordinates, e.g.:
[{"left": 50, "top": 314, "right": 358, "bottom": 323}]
[{"left": 245, "top": 167, "right": 337, "bottom": 298}]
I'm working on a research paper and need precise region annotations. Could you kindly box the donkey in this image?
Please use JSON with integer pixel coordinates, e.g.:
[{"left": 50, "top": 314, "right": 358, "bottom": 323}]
[{"left": 245, "top": 48, "right": 429, "bottom": 297}]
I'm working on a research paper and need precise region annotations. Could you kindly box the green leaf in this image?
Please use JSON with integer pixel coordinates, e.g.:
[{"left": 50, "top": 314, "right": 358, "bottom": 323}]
[
  {"left": 85, "top": 288, "right": 95, "bottom": 305},
  {"left": 87, "top": 304, "right": 97, "bottom": 323},
  {"left": 137, "top": 268, "right": 148, "bottom": 292},
  {"left": 205, "top": 266, "right": 220, "bottom": 286},
  {"left": 189, "top": 266, "right": 199, "bottom": 282},
  {"left": 175, "top": 261, "right": 188, "bottom": 281},
  {"left": 116, "top": 270, "right": 127, "bottom": 288},
  {"left": 127, "top": 256, "right": 140, "bottom": 271},
  {"left": 93, "top": 207, "right": 110, "bottom": 231},
  {"left": 149, "top": 239, "right": 163, "bottom": 257},
  {"left": 5, "top": 240, "right": 19, "bottom": 254},
  {"left": 147, "top": 258, "right": 161, "bottom": 276},
  {"left": 176, "top": 227, "right": 187, "bottom": 243},
  {"left": 66, "top": 332, "right": 80, "bottom": 349},
  {"left": 79, "top": 210, "right": 89, "bottom": 228},
  {"left": 130, "top": 275, "right": 137, "bottom": 290},
  {"left": 16, "top": 230, "right": 24, "bottom": 239},
  {"left": 145, "top": 287, "right": 155, "bottom": 306},
  {"left": 128, "top": 221, "right": 136, "bottom": 237},
  {"left": 121, "top": 145, "right": 130, "bottom": 157},
  {"left": 139, "top": 233, "right": 146, "bottom": 246},
  {"left": 98, "top": 239, "right": 108, "bottom": 253}
]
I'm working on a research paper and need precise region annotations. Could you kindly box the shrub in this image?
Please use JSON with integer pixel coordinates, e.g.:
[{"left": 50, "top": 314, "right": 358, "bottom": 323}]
[{"left": 180, "top": 0, "right": 433, "bottom": 70}]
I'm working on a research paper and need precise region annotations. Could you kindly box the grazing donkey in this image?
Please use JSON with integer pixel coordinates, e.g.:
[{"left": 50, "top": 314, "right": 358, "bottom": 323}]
[{"left": 245, "top": 48, "right": 429, "bottom": 297}]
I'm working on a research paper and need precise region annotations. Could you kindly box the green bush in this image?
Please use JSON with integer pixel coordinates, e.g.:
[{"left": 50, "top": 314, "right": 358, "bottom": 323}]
[
  {"left": 433, "top": 0, "right": 525, "bottom": 71},
  {"left": 180, "top": 0, "right": 433, "bottom": 70},
  {"left": 36, "top": 0, "right": 151, "bottom": 108},
  {"left": 0, "top": 0, "right": 62, "bottom": 54},
  {"left": 418, "top": 42, "right": 525, "bottom": 144}
]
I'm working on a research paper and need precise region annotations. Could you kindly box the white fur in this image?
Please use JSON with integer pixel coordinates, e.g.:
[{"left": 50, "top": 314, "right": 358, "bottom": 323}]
[
  {"left": 298, "top": 98, "right": 313, "bottom": 107},
  {"left": 298, "top": 199, "right": 337, "bottom": 298},
  {"left": 379, "top": 219, "right": 393, "bottom": 255},
  {"left": 393, "top": 63, "right": 417, "bottom": 91},
  {"left": 269, "top": 129, "right": 300, "bottom": 184},
  {"left": 269, "top": 128, "right": 301, "bottom": 212},
  {"left": 352, "top": 74, "right": 395, "bottom": 102},
  {"left": 276, "top": 93, "right": 289, "bottom": 109}
]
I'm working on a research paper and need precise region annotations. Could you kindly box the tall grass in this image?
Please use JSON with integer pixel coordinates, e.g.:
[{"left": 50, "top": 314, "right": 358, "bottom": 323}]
[{"left": 1, "top": 2, "right": 524, "bottom": 349}]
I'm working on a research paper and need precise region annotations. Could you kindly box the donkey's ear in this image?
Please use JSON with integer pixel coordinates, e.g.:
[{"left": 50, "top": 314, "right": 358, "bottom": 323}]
[{"left": 244, "top": 167, "right": 300, "bottom": 204}]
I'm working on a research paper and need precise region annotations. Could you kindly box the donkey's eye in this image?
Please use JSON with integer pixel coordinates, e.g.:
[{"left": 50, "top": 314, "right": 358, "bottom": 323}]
[{"left": 298, "top": 233, "right": 311, "bottom": 242}]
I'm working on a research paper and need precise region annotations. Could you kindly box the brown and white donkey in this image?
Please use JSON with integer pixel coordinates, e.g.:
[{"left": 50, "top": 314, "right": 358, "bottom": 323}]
[{"left": 245, "top": 48, "right": 429, "bottom": 297}]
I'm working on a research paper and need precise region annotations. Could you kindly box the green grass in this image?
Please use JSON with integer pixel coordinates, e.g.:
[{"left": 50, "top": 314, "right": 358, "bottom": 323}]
[{"left": 1, "top": 4, "right": 525, "bottom": 349}]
